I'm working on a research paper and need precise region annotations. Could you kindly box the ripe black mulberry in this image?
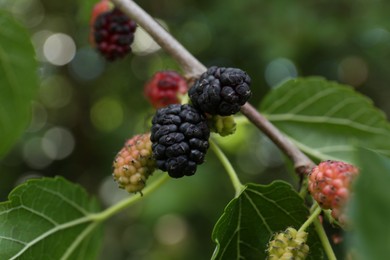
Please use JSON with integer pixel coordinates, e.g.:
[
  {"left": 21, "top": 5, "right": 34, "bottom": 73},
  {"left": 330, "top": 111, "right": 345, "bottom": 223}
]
[
  {"left": 189, "top": 66, "right": 251, "bottom": 116},
  {"left": 150, "top": 104, "right": 210, "bottom": 178}
]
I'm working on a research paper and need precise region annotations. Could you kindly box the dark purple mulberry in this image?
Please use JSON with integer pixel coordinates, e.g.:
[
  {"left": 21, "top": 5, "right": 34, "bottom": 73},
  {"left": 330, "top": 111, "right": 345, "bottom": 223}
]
[
  {"left": 150, "top": 104, "right": 210, "bottom": 178},
  {"left": 189, "top": 66, "right": 251, "bottom": 116},
  {"left": 93, "top": 8, "right": 137, "bottom": 61}
]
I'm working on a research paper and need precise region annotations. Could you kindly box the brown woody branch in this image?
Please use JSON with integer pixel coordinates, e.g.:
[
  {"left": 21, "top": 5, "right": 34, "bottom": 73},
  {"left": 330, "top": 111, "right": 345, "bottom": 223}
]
[{"left": 111, "top": 0, "right": 316, "bottom": 175}]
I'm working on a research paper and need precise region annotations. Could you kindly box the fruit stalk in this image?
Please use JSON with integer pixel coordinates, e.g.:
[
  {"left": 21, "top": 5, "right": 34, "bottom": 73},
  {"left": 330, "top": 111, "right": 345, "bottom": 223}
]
[
  {"left": 209, "top": 139, "right": 244, "bottom": 197},
  {"left": 110, "top": 0, "right": 315, "bottom": 175}
]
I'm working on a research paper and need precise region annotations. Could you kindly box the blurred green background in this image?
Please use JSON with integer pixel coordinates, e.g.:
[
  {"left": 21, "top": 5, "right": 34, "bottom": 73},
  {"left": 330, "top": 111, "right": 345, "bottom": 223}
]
[{"left": 1, "top": 0, "right": 390, "bottom": 259}]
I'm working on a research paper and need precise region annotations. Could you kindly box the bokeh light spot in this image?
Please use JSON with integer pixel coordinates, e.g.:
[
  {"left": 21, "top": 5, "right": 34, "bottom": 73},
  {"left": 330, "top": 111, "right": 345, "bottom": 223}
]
[
  {"left": 132, "top": 19, "right": 168, "bottom": 55},
  {"left": 42, "top": 127, "right": 75, "bottom": 160},
  {"left": 40, "top": 75, "right": 73, "bottom": 109},
  {"left": 23, "top": 137, "right": 53, "bottom": 169},
  {"left": 31, "top": 30, "right": 52, "bottom": 62},
  {"left": 338, "top": 56, "right": 368, "bottom": 87},
  {"left": 15, "top": 172, "right": 43, "bottom": 186},
  {"left": 69, "top": 47, "right": 105, "bottom": 81},
  {"left": 154, "top": 214, "right": 189, "bottom": 245},
  {"left": 99, "top": 176, "right": 133, "bottom": 207},
  {"left": 27, "top": 101, "right": 47, "bottom": 132},
  {"left": 43, "top": 33, "right": 76, "bottom": 66},
  {"left": 360, "top": 28, "right": 390, "bottom": 47},
  {"left": 265, "top": 58, "right": 297, "bottom": 87},
  {"left": 90, "top": 97, "right": 124, "bottom": 132},
  {"left": 11, "top": 0, "right": 45, "bottom": 28}
]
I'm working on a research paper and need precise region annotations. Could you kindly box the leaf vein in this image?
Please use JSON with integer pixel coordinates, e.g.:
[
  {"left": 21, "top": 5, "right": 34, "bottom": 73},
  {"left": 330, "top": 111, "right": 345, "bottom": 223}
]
[
  {"left": 242, "top": 192, "right": 272, "bottom": 233},
  {"left": 288, "top": 88, "right": 338, "bottom": 114},
  {"left": 0, "top": 236, "right": 27, "bottom": 245},
  {"left": 323, "top": 97, "right": 362, "bottom": 117},
  {"left": 264, "top": 84, "right": 304, "bottom": 113},
  {"left": 237, "top": 198, "right": 242, "bottom": 260},
  {"left": 246, "top": 188, "right": 302, "bottom": 224},
  {"left": 20, "top": 205, "right": 58, "bottom": 226},
  {"left": 316, "top": 145, "right": 354, "bottom": 153},
  {"left": 60, "top": 221, "right": 100, "bottom": 260},
  {"left": 267, "top": 114, "right": 390, "bottom": 135},
  {"left": 35, "top": 186, "right": 89, "bottom": 216},
  {"left": 9, "top": 215, "right": 93, "bottom": 260}
]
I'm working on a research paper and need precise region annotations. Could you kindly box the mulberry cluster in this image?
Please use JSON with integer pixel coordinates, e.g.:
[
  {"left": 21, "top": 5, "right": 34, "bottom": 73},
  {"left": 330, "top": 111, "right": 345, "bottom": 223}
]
[
  {"left": 150, "top": 104, "right": 210, "bottom": 178},
  {"left": 308, "top": 160, "right": 359, "bottom": 225},
  {"left": 144, "top": 71, "right": 188, "bottom": 109},
  {"left": 189, "top": 66, "right": 251, "bottom": 116},
  {"left": 267, "top": 227, "right": 309, "bottom": 260},
  {"left": 112, "top": 133, "right": 156, "bottom": 193},
  {"left": 92, "top": 6, "right": 137, "bottom": 61}
]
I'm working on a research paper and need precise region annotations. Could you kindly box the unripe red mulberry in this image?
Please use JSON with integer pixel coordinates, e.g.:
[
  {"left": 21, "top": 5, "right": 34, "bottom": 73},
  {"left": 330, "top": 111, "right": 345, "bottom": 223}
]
[
  {"left": 267, "top": 227, "right": 309, "bottom": 260},
  {"left": 90, "top": 0, "right": 112, "bottom": 28},
  {"left": 144, "top": 71, "right": 188, "bottom": 109},
  {"left": 308, "top": 160, "right": 359, "bottom": 224},
  {"left": 113, "top": 133, "right": 156, "bottom": 193}
]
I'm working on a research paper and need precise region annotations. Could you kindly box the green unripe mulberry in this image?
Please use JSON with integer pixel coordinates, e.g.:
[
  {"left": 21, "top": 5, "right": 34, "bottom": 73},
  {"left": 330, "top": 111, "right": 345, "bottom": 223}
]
[
  {"left": 207, "top": 114, "right": 236, "bottom": 137},
  {"left": 267, "top": 227, "right": 309, "bottom": 260}
]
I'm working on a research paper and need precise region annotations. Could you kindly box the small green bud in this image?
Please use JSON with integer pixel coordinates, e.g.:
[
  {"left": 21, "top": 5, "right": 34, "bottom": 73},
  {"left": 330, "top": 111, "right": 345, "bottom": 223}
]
[{"left": 207, "top": 114, "right": 236, "bottom": 136}]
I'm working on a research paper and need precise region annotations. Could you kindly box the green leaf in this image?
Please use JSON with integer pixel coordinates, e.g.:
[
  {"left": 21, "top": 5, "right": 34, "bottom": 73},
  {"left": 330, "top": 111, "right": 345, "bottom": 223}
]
[
  {"left": 0, "top": 177, "right": 103, "bottom": 260},
  {"left": 211, "top": 181, "right": 325, "bottom": 260},
  {"left": 0, "top": 11, "right": 39, "bottom": 157},
  {"left": 260, "top": 77, "right": 390, "bottom": 162},
  {"left": 349, "top": 148, "right": 390, "bottom": 259}
]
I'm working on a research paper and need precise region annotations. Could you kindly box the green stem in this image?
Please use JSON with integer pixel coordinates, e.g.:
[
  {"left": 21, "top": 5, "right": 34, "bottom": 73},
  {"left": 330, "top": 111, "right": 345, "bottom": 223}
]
[
  {"left": 209, "top": 139, "right": 245, "bottom": 197},
  {"left": 298, "top": 204, "right": 321, "bottom": 233},
  {"left": 90, "top": 174, "right": 170, "bottom": 222},
  {"left": 234, "top": 115, "right": 249, "bottom": 126},
  {"left": 298, "top": 176, "right": 309, "bottom": 199},
  {"left": 313, "top": 212, "right": 337, "bottom": 260}
]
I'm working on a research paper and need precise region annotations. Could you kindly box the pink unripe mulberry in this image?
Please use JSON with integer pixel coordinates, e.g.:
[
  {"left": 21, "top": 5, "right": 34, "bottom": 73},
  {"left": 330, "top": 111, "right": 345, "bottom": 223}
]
[
  {"left": 113, "top": 133, "right": 156, "bottom": 193},
  {"left": 308, "top": 160, "right": 359, "bottom": 225}
]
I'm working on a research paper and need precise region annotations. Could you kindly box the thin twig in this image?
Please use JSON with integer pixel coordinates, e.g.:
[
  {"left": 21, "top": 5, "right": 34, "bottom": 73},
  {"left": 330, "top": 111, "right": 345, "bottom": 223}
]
[
  {"left": 112, "top": 0, "right": 206, "bottom": 80},
  {"left": 240, "top": 103, "right": 316, "bottom": 175},
  {"left": 111, "top": 0, "right": 316, "bottom": 175}
]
